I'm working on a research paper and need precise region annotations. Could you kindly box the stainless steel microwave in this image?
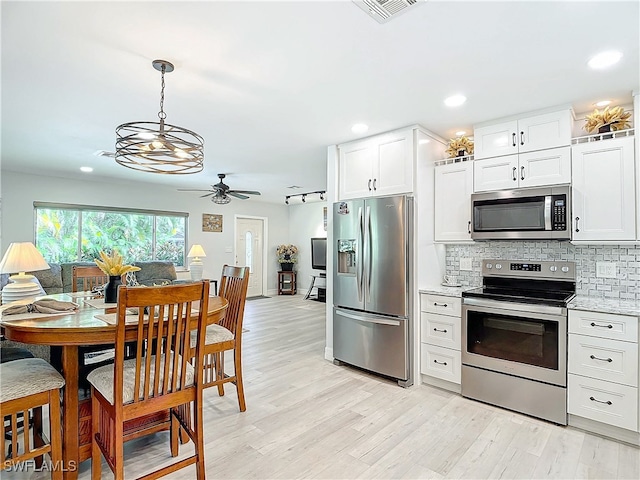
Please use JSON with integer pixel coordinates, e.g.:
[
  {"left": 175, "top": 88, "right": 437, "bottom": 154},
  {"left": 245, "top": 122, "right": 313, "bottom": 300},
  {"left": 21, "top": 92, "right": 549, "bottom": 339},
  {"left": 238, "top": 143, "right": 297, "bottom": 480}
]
[{"left": 471, "top": 185, "right": 571, "bottom": 240}]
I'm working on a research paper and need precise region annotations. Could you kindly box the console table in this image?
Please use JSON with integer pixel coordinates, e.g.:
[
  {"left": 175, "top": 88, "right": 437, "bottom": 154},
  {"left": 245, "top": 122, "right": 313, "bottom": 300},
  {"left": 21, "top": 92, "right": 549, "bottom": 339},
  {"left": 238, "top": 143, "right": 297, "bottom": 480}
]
[{"left": 277, "top": 271, "right": 297, "bottom": 295}]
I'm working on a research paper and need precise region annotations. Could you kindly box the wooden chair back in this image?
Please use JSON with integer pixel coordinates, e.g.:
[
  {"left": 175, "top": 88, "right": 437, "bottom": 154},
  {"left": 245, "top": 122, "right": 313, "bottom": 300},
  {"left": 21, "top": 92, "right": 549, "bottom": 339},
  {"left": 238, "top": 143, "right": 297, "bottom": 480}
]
[
  {"left": 114, "top": 281, "right": 210, "bottom": 407},
  {"left": 218, "top": 265, "right": 250, "bottom": 337},
  {"left": 72, "top": 265, "right": 108, "bottom": 292}
]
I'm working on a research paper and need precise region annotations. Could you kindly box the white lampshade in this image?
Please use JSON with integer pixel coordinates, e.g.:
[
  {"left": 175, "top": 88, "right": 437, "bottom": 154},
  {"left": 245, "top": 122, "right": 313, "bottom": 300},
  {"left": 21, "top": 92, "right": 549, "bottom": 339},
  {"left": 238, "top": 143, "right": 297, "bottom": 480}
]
[
  {"left": 0, "top": 242, "right": 50, "bottom": 304},
  {"left": 187, "top": 245, "right": 206, "bottom": 281}
]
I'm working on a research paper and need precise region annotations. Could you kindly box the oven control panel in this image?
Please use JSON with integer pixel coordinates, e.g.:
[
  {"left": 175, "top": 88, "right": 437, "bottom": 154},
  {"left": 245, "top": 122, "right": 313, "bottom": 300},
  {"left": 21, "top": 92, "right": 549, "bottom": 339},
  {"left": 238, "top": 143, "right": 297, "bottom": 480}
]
[{"left": 482, "top": 260, "right": 575, "bottom": 280}]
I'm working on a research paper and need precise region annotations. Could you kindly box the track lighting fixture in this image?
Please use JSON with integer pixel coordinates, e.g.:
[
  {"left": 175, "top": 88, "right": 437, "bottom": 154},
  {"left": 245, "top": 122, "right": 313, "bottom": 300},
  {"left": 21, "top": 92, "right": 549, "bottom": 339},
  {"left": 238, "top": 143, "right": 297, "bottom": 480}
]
[{"left": 283, "top": 190, "right": 326, "bottom": 205}]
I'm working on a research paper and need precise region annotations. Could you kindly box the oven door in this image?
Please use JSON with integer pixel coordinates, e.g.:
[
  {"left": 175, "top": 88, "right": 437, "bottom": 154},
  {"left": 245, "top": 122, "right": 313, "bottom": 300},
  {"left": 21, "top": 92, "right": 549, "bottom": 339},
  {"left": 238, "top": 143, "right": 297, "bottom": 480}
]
[{"left": 462, "top": 298, "right": 567, "bottom": 386}]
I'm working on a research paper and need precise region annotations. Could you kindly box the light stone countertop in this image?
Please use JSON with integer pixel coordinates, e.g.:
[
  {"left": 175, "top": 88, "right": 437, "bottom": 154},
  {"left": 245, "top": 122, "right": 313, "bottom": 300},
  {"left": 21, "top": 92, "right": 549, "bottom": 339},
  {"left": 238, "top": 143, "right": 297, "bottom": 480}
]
[
  {"left": 568, "top": 295, "right": 640, "bottom": 317},
  {"left": 418, "top": 285, "right": 474, "bottom": 297}
]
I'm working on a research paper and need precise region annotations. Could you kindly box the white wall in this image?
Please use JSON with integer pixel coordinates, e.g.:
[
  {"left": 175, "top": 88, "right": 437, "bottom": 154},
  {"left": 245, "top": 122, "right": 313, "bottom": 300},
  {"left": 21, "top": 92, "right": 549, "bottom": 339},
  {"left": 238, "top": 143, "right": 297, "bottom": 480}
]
[
  {"left": 0, "top": 171, "right": 290, "bottom": 292},
  {"left": 288, "top": 201, "right": 327, "bottom": 292}
]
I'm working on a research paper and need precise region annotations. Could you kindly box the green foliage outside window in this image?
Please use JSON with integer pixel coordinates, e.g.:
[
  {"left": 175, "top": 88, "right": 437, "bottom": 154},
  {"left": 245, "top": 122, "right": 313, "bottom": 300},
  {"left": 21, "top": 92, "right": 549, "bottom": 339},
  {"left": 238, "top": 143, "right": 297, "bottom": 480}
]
[{"left": 35, "top": 206, "right": 186, "bottom": 266}]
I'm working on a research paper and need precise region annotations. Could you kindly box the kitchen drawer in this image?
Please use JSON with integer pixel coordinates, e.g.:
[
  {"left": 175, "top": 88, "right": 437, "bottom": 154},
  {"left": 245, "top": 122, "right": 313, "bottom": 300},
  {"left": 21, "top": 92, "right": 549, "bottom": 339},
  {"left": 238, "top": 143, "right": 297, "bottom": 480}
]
[
  {"left": 568, "top": 374, "right": 638, "bottom": 431},
  {"left": 568, "top": 310, "right": 638, "bottom": 343},
  {"left": 420, "top": 312, "right": 461, "bottom": 350},
  {"left": 421, "top": 343, "right": 461, "bottom": 384},
  {"left": 420, "top": 294, "right": 461, "bottom": 317},
  {"left": 568, "top": 334, "right": 638, "bottom": 387}
]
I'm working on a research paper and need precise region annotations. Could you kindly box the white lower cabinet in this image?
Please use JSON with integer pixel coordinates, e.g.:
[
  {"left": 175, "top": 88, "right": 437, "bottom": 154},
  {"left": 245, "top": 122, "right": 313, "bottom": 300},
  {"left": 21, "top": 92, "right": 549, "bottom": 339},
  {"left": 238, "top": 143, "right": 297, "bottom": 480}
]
[
  {"left": 420, "top": 293, "right": 461, "bottom": 390},
  {"left": 568, "top": 309, "right": 639, "bottom": 436}
]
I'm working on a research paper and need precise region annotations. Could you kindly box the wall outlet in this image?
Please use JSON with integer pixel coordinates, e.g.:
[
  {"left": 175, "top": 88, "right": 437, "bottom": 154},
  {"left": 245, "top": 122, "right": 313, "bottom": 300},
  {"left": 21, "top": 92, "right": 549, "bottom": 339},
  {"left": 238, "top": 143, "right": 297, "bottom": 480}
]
[
  {"left": 596, "top": 261, "right": 617, "bottom": 278},
  {"left": 460, "top": 257, "right": 473, "bottom": 271}
]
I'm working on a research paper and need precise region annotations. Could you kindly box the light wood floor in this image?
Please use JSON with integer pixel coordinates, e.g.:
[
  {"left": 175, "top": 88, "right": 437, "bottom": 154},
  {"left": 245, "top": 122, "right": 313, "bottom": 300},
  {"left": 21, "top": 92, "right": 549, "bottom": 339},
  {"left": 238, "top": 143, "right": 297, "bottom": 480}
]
[{"left": 4, "top": 295, "right": 639, "bottom": 479}]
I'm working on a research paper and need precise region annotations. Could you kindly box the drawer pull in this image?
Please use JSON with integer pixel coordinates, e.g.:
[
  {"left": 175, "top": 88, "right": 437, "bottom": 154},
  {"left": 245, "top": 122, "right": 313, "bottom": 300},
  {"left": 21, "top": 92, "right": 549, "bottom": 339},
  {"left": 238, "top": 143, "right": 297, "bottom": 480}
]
[
  {"left": 589, "top": 354, "right": 613, "bottom": 363},
  {"left": 590, "top": 322, "right": 613, "bottom": 329},
  {"left": 433, "top": 360, "right": 448, "bottom": 366},
  {"left": 433, "top": 302, "right": 448, "bottom": 307},
  {"left": 433, "top": 328, "right": 448, "bottom": 333},
  {"left": 589, "top": 396, "right": 612, "bottom": 406}
]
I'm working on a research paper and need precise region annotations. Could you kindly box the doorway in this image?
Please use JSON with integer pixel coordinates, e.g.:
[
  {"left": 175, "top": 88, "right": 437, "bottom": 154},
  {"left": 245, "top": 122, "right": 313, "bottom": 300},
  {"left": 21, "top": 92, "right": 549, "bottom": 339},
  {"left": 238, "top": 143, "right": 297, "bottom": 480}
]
[{"left": 235, "top": 216, "right": 267, "bottom": 298}]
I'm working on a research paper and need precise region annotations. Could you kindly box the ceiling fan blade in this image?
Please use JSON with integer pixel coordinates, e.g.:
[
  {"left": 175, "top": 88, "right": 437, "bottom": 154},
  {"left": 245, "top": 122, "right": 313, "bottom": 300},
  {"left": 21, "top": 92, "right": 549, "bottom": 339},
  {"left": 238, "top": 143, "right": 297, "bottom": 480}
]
[
  {"left": 227, "top": 192, "right": 250, "bottom": 200},
  {"left": 200, "top": 192, "right": 215, "bottom": 198},
  {"left": 228, "top": 189, "right": 261, "bottom": 196},
  {"left": 177, "top": 189, "right": 217, "bottom": 192}
]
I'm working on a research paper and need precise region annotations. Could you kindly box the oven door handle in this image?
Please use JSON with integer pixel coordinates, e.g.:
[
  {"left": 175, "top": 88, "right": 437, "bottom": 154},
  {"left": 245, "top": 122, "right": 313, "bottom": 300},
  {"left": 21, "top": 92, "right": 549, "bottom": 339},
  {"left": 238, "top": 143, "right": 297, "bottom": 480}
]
[{"left": 462, "top": 297, "right": 567, "bottom": 318}]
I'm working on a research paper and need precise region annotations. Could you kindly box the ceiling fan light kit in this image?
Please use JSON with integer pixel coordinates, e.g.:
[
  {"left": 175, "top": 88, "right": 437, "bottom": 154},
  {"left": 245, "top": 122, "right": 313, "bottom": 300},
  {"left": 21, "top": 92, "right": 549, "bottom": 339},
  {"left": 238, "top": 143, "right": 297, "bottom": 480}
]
[{"left": 115, "top": 60, "right": 204, "bottom": 175}]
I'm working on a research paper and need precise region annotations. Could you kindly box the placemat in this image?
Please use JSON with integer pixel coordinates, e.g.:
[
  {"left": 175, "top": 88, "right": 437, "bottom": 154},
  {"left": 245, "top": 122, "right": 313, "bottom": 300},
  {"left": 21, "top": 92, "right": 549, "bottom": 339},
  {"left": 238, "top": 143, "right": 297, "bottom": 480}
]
[
  {"left": 0, "top": 310, "right": 77, "bottom": 321},
  {"left": 66, "top": 291, "right": 98, "bottom": 298},
  {"left": 84, "top": 298, "right": 117, "bottom": 309}
]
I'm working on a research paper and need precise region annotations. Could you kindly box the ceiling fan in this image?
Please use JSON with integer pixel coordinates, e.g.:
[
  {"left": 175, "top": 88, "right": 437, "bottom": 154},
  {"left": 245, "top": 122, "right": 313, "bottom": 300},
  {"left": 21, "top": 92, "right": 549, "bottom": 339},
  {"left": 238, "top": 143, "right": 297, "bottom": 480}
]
[{"left": 178, "top": 173, "right": 261, "bottom": 204}]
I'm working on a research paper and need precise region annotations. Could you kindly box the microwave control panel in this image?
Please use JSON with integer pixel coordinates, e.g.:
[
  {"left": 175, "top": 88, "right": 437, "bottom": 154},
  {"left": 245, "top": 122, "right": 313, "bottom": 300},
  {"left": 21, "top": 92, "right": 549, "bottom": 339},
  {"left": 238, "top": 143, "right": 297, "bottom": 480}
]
[{"left": 551, "top": 195, "right": 567, "bottom": 231}]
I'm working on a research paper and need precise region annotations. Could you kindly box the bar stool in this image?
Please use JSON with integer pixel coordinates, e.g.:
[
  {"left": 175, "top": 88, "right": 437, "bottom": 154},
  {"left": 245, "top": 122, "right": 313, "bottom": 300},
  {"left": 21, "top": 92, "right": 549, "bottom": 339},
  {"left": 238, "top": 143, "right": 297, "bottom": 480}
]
[{"left": 1, "top": 357, "right": 65, "bottom": 479}]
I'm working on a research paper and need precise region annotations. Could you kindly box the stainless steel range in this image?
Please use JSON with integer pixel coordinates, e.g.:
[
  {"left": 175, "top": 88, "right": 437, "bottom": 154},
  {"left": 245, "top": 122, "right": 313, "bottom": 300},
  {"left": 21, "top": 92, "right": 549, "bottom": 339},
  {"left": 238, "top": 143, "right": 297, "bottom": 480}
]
[{"left": 461, "top": 259, "right": 576, "bottom": 425}]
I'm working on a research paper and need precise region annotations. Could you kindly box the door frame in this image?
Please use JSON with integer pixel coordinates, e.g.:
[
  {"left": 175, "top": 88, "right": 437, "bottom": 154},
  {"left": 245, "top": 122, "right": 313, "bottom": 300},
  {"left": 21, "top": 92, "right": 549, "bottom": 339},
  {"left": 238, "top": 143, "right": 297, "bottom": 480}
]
[{"left": 234, "top": 214, "right": 268, "bottom": 297}]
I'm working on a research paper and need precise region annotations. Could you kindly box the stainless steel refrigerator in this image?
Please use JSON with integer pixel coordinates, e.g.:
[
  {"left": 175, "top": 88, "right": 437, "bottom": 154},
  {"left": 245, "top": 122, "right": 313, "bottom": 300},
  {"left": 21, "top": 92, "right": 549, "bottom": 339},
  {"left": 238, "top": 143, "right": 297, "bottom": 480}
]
[{"left": 333, "top": 195, "right": 413, "bottom": 387}]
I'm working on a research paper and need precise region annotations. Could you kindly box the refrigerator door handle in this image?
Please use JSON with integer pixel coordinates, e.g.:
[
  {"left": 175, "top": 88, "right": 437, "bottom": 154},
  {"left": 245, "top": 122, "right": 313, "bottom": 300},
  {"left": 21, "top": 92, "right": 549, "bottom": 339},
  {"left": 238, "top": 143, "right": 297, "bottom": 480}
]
[
  {"left": 364, "top": 205, "right": 372, "bottom": 301},
  {"left": 356, "top": 206, "right": 364, "bottom": 302},
  {"left": 335, "top": 309, "right": 401, "bottom": 326}
]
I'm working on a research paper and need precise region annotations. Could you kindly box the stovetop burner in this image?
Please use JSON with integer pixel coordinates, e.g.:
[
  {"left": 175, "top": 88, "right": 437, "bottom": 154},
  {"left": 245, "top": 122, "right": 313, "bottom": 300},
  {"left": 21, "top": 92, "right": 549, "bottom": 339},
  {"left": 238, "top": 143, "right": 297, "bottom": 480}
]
[{"left": 462, "top": 259, "right": 576, "bottom": 307}]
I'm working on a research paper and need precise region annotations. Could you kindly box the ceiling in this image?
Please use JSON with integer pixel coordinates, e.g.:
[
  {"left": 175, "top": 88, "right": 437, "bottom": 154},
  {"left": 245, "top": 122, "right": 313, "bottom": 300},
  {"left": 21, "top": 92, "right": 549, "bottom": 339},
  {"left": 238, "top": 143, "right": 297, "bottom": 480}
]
[{"left": 2, "top": 1, "right": 639, "bottom": 204}]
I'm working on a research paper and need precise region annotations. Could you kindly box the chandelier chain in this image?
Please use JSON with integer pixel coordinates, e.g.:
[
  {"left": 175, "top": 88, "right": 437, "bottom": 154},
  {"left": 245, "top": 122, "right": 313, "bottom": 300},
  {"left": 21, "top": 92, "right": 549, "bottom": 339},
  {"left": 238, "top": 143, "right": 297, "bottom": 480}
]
[{"left": 158, "top": 64, "right": 167, "bottom": 120}]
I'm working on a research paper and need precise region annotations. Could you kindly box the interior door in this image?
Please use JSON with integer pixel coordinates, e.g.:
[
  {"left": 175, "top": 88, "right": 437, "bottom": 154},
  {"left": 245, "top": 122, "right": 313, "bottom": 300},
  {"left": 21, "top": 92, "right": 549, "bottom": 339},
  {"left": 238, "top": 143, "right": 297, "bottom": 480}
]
[{"left": 235, "top": 217, "right": 264, "bottom": 297}]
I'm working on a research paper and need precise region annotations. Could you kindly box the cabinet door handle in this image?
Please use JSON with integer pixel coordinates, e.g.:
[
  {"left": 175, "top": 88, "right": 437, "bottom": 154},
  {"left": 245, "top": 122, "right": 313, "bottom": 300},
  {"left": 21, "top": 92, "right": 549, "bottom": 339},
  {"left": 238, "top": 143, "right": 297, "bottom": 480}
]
[
  {"left": 433, "top": 302, "right": 448, "bottom": 307},
  {"left": 512, "top": 166, "right": 517, "bottom": 181},
  {"left": 467, "top": 220, "right": 471, "bottom": 235},
  {"left": 589, "top": 396, "right": 612, "bottom": 406},
  {"left": 512, "top": 132, "right": 516, "bottom": 147},
  {"left": 521, "top": 165, "right": 525, "bottom": 180},
  {"left": 520, "top": 131, "right": 525, "bottom": 146},
  {"left": 590, "top": 354, "right": 613, "bottom": 363},
  {"left": 433, "top": 328, "right": 448, "bottom": 333},
  {"left": 373, "top": 178, "right": 377, "bottom": 191},
  {"left": 575, "top": 216, "right": 580, "bottom": 233},
  {"left": 368, "top": 179, "right": 372, "bottom": 191},
  {"left": 590, "top": 322, "right": 613, "bottom": 329},
  {"left": 433, "top": 359, "right": 448, "bottom": 366}
]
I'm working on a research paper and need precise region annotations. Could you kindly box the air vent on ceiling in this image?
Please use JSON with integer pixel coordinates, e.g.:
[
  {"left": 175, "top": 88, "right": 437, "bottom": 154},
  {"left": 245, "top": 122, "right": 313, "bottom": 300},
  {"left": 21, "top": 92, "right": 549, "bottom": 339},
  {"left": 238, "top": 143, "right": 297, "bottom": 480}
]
[{"left": 353, "top": 0, "right": 423, "bottom": 24}]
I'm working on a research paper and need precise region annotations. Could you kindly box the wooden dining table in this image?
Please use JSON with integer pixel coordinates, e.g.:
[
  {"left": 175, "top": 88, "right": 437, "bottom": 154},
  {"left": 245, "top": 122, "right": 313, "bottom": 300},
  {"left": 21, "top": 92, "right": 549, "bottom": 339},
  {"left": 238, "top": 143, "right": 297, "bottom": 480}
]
[{"left": 1, "top": 292, "right": 228, "bottom": 480}]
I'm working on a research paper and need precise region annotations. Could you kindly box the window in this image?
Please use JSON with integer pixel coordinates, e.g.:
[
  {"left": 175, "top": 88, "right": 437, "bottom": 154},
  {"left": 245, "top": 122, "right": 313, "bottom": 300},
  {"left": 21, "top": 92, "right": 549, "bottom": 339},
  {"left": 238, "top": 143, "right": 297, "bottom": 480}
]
[{"left": 34, "top": 203, "right": 188, "bottom": 266}]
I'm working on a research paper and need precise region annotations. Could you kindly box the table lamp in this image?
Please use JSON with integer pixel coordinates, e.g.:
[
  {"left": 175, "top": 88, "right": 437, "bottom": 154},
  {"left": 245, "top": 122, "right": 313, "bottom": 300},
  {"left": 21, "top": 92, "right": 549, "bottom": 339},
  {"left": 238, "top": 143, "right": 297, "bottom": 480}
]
[
  {"left": 187, "top": 244, "right": 206, "bottom": 281},
  {"left": 0, "top": 242, "right": 50, "bottom": 304}
]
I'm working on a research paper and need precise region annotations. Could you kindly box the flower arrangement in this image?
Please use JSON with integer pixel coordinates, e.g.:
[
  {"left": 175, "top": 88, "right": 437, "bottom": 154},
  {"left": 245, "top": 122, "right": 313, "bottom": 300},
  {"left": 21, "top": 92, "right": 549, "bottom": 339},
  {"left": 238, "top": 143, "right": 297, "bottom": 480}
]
[
  {"left": 276, "top": 244, "right": 298, "bottom": 264},
  {"left": 95, "top": 249, "right": 141, "bottom": 276},
  {"left": 445, "top": 136, "right": 474, "bottom": 158},
  {"left": 583, "top": 106, "right": 632, "bottom": 133}
]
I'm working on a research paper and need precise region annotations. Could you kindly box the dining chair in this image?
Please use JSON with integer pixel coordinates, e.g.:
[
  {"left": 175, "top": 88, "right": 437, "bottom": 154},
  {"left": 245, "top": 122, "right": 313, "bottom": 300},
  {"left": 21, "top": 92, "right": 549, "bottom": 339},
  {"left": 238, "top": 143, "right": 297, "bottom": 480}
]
[
  {"left": 72, "top": 265, "right": 109, "bottom": 293},
  {"left": 87, "top": 281, "right": 210, "bottom": 479},
  {"left": 1, "top": 357, "right": 65, "bottom": 480},
  {"left": 193, "top": 265, "right": 250, "bottom": 411}
]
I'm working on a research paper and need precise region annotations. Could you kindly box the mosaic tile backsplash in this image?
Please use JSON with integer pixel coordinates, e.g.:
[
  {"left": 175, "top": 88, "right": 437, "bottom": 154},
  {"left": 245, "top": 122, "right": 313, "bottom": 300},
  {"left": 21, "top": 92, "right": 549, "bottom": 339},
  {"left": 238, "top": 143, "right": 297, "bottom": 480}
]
[{"left": 446, "top": 242, "right": 640, "bottom": 301}]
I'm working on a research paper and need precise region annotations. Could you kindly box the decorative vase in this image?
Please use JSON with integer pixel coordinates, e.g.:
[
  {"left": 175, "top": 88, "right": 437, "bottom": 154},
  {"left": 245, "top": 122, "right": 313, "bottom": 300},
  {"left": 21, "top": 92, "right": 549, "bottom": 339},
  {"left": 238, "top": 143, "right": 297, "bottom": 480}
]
[
  {"left": 457, "top": 149, "right": 466, "bottom": 157},
  {"left": 280, "top": 263, "right": 294, "bottom": 272},
  {"left": 104, "top": 275, "right": 122, "bottom": 303},
  {"left": 598, "top": 124, "right": 613, "bottom": 140}
]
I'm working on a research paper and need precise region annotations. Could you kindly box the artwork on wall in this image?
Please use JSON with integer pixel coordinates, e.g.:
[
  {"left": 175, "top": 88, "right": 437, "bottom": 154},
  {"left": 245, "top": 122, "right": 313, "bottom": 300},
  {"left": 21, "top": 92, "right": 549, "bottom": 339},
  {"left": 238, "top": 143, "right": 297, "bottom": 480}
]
[
  {"left": 323, "top": 207, "right": 327, "bottom": 231},
  {"left": 202, "top": 213, "right": 222, "bottom": 232}
]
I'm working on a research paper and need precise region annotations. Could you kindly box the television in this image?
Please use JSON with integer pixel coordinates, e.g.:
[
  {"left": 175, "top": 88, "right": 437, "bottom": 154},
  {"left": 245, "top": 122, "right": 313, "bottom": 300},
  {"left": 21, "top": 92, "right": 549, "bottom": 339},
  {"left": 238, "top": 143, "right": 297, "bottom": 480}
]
[{"left": 310, "top": 237, "right": 327, "bottom": 271}]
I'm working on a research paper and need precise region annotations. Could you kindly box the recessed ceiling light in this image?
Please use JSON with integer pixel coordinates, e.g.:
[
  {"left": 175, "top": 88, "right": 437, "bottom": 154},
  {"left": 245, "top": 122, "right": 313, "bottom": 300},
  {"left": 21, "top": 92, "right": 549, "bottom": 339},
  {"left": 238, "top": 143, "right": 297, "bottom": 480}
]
[
  {"left": 80, "top": 166, "right": 93, "bottom": 173},
  {"left": 444, "top": 94, "right": 466, "bottom": 107},
  {"left": 588, "top": 50, "right": 623, "bottom": 69},
  {"left": 455, "top": 131, "right": 466, "bottom": 136},
  {"left": 351, "top": 123, "right": 369, "bottom": 134},
  {"left": 594, "top": 100, "right": 612, "bottom": 107}
]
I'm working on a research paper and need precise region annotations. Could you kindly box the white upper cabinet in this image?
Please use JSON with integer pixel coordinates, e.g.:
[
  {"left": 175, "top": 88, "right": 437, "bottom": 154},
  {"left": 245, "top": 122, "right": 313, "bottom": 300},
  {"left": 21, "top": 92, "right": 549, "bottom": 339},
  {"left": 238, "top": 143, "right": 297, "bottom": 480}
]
[
  {"left": 474, "top": 147, "right": 571, "bottom": 192},
  {"left": 435, "top": 160, "right": 473, "bottom": 242},
  {"left": 474, "top": 109, "right": 573, "bottom": 159},
  {"left": 339, "top": 128, "right": 414, "bottom": 200},
  {"left": 571, "top": 136, "right": 636, "bottom": 242}
]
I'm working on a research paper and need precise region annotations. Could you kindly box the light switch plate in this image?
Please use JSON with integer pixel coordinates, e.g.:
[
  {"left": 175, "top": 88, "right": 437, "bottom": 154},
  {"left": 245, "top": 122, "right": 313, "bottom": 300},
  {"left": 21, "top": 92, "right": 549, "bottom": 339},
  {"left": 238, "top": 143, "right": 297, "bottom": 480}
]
[
  {"left": 596, "top": 262, "right": 616, "bottom": 278},
  {"left": 460, "top": 257, "right": 473, "bottom": 271}
]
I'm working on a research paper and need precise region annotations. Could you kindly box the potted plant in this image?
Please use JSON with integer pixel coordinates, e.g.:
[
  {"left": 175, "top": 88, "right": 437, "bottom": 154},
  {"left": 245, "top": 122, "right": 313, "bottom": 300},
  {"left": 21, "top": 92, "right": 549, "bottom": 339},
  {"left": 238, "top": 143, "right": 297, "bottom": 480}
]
[
  {"left": 583, "top": 106, "right": 632, "bottom": 134},
  {"left": 276, "top": 244, "right": 298, "bottom": 271},
  {"left": 445, "top": 136, "right": 474, "bottom": 158}
]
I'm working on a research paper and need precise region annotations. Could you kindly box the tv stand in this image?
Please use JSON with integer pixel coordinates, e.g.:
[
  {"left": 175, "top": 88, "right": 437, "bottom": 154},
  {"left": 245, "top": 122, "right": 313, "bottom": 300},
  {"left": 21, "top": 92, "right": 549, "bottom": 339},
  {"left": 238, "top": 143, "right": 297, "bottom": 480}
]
[{"left": 304, "top": 273, "right": 326, "bottom": 302}]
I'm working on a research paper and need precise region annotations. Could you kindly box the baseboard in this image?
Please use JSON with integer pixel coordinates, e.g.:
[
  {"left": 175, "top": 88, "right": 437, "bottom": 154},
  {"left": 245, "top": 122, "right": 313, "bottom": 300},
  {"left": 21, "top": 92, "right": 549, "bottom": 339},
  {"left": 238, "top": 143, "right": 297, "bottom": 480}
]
[
  {"left": 421, "top": 374, "right": 461, "bottom": 394},
  {"left": 568, "top": 414, "right": 640, "bottom": 446},
  {"left": 324, "top": 346, "right": 334, "bottom": 362}
]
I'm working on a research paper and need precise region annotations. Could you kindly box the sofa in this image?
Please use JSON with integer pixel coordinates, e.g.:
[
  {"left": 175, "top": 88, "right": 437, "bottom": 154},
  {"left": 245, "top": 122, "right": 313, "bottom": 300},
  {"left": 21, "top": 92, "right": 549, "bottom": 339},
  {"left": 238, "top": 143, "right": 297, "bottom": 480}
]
[{"left": 0, "top": 260, "right": 178, "bottom": 295}]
